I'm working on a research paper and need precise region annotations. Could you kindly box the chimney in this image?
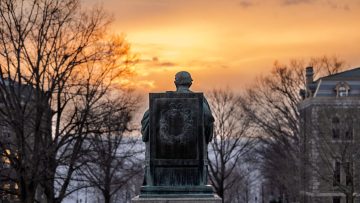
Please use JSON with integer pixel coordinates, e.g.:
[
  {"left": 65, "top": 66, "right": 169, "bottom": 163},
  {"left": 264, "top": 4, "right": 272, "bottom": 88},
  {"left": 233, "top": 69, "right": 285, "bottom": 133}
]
[
  {"left": 304, "top": 67, "right": 314, "bottom": 98},
  {"left": 306, "top": 66, "right": 314, "bottom": 86}
]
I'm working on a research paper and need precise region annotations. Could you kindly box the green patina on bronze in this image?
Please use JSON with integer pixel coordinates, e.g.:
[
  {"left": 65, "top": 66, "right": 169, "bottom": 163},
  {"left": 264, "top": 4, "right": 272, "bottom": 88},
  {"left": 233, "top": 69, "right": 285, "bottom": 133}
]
[{"left": 139, "top": 71, "right": 216, "bottom": 198}]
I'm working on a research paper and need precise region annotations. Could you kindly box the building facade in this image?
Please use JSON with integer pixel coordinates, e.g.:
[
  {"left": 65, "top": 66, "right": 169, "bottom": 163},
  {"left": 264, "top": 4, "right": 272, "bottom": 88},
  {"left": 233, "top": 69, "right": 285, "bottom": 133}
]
[
  {"left": 299, "top": 67, "right": 360, "bottom": 203},
  {"left": 0, "top": 81, "right": 51, "bottom": 203}
]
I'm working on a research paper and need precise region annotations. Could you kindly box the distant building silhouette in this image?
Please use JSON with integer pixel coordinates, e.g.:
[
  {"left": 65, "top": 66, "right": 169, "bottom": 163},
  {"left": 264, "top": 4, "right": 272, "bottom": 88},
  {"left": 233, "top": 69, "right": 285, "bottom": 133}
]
[
  {"left": 0, "top": 79, "right": 51, "bottom": 202},
  {"left": 299, "top": 67, "right": 360, "bottom": 203}
]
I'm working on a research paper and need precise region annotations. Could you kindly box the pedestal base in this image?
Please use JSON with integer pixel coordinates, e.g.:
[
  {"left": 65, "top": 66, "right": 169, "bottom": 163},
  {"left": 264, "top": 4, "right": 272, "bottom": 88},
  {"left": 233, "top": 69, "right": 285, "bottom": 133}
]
[
  {"left": 139, "top": 185, "right": 215, "bottom": 198},
  {"left": 132, "top": 195, "right": 222, "bottom": 203},
  {"left": 133, "top": 185, "right": 222, "bottom": 202}
]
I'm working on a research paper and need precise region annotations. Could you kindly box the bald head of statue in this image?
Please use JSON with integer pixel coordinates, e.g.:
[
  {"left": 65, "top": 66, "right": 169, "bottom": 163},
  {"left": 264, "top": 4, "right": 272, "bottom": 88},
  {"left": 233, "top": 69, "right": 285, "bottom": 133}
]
[{"left": 174, "top": 71, "right": 193, "bottom": 91}]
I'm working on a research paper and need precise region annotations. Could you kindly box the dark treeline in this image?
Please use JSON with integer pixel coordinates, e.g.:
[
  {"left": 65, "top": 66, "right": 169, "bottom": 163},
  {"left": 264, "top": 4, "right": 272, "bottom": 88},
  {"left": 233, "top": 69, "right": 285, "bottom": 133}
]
[{"left": 0, "top": 0, "right": 140, "bottom": 202}]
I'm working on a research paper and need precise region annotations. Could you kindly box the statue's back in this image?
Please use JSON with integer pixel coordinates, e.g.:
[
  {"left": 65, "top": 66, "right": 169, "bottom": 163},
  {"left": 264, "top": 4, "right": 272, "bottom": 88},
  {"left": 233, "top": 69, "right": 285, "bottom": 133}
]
[
  {"left": 140, "top": 92, "right": 215, "bottom": 198},
  {"left": 134, "top": 71, "right": 221, "bottom": 202},
  {"left": 149, "top": 92, "right": 204, "bottom": 186}
]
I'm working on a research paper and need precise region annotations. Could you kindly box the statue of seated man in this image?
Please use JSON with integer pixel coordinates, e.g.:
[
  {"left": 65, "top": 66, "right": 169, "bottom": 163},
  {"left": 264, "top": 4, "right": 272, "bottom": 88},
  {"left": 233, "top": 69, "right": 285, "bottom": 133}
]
[
  {"left": 136, "top": 71, "right": 220, "bottom": 200},
  {"left": 140, "top": 71, "right": 214, "bottom": 144}
]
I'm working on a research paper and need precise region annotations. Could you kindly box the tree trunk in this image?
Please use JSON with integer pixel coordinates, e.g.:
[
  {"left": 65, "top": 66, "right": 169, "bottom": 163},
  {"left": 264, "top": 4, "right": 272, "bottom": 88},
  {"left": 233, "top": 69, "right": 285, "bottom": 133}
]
[
  {"left": 20, "top": 183, "right": 36, "bottom": 203},
  {"left": 104, "top": 191, "right": 111, "bottom": 203},
  {"left": 43, "top": 154, "right": 57, "bottom": 203},
  {"left": 218, "top": 187, "right": 224, "bottom": 203},
  {"left": 346, "top": 194, "right": 354, "bottom": 203}
]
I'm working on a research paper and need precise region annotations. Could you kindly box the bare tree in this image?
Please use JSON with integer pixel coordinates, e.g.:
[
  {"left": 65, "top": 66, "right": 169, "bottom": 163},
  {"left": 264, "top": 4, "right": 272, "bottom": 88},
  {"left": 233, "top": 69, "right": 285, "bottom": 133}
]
[
  {"left": 225, "top": 155, "right": 259, "bottom": 203},
  {"left": 309, "top": 55, "right": 346, "bottom": 77},
  {"left": 0, "top": 0, "right": 134, "bottom": 202},
  {"left": 240, "top": 57, "right": 348, "bottom": 202},
  {"left": 241, "top": 64, "right": 303, "bottom": 202},
  {"left": 78, "top": 92, "right": 143, "bottom": 203},
  {"left": 207, "top": 88, "right": 255, "bottom": 203}
]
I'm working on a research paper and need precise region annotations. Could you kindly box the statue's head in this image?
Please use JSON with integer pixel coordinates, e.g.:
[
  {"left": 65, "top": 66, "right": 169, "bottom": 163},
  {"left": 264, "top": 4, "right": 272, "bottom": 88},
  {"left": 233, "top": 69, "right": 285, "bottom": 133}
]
[{"left": 174, "top": 71, "right": 193, "bottom": 89}]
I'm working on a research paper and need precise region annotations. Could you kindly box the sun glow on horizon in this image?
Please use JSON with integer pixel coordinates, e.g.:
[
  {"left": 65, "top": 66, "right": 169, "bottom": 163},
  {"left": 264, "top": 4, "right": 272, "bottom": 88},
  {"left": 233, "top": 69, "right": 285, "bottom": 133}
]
[{"left": 96, "top": 0, "right": 360, "bottom": 92}]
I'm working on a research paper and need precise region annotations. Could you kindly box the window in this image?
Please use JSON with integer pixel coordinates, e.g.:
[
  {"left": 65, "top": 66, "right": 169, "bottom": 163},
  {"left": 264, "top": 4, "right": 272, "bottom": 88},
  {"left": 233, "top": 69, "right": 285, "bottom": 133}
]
[
  {"left": 345, "top": 117, "right": 353, "bottom": 140},
  {"left": 1, "top": 149, "right": 11, "bottom": 168},
  {"left": 332, "top": 116, "right": 354, "bottom": 141},
  {"left": 3, "top": 183, "right": 10, "bottom": 190},
  {"left": 335, "top": 82, "right": 350, "bottom": 97},
  {"left": 332, "top": 117, "right": 340, "bottom": 139},
  {"left": 333, "top": 196, "right": 341, "bottom": 203},
  {"left": 345, "top": 128, "right": 353, "bottom": 140},
  {"left": 1, "top": 125, "right": 11, "bottom": 139},
  {"left": 345, "top": 162, "right": 352, "bottom": 186},
  {"left": 333, "top": 161, "right": 340, "bottom": 186},
  {"left": 339, "top": 86, "right": 347, "bottom": 97}
]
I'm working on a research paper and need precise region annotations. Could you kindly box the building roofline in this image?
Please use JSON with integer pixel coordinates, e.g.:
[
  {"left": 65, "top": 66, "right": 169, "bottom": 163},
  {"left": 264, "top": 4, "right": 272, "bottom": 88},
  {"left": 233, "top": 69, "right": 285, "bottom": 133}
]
[
  {"left": 317, "top": 67, "right": 360, "bottom": 81},
  {"left": 298, "top": 96, "right": 360, "bottom": 109}
]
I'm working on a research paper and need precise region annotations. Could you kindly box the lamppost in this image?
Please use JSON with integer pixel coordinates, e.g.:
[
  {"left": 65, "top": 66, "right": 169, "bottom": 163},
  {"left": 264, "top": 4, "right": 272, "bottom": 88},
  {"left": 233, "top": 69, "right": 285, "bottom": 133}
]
[{"left": 85, "top": 187, "right": 87, "bottom": 203}]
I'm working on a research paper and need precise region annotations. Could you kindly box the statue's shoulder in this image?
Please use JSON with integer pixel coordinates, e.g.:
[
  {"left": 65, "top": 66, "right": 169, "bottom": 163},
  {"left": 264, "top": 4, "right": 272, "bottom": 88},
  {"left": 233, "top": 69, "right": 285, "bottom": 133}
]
[
  {"left": 165, "top": 90, "right": 196, "bottom": 93},
  {"left": 152, "top": 91, "right": 203, "bottom": 98}
]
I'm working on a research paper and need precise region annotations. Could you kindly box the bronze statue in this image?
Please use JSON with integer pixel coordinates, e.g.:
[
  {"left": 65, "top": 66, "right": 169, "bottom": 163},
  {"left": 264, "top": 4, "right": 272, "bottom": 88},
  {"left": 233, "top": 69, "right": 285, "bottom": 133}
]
[{"left": 136, "top": 71, "right": 219, "bottom": 201}]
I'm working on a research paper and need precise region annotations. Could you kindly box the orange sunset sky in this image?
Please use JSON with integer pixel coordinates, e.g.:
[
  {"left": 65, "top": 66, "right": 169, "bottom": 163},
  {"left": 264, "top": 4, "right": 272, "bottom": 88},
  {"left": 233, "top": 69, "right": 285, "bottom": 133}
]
[{"left": 88, "top": 0, "right": 360, "bottom": 92}]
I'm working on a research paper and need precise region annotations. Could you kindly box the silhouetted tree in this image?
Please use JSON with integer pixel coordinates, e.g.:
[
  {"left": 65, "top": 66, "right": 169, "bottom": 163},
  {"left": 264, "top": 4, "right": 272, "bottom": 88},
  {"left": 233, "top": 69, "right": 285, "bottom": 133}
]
[
  {"left": 0, "top": 0, "right": 134, "bottom": 202},
  {"left": 78, "top": 92, "right": 143, "bottom": 203},
  {"left": 224, "top": 156, "right": 258, "bottom": 203},
  {"left": 207, "top": 88, "right": 256, "bottom": 203}
]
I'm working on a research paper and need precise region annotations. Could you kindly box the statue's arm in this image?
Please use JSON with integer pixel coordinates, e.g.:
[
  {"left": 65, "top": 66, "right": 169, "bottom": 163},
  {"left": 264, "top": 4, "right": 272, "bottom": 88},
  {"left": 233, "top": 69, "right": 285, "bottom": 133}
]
[
  {"left": 203, "top": 98, "right": 215, "bottom": 143},
  {"left": 141, "top": 110, "right": 150, "bottom": 142}
]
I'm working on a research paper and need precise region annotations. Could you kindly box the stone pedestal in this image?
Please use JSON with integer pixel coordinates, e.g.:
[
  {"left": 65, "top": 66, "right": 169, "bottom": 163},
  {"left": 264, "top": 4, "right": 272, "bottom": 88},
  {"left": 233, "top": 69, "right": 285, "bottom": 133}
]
[
  {"left": 139, "top": 185, "right": 214, "bottom": 198},
  {"left": 132, "top": 195, "right": 222, "bottom": 203}
]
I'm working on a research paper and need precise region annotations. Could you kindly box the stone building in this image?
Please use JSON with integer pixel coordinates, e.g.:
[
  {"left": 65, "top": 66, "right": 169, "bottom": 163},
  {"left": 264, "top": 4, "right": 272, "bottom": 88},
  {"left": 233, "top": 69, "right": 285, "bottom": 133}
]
[
  {"left": 0, "top": 123, "right": 18, "bottom": 202},
  {"left": 0, "top": 80, "right": 51, "bottom": 202},
  {"left": 299, "top": 67, "right": 360, "bottom": 203}
]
